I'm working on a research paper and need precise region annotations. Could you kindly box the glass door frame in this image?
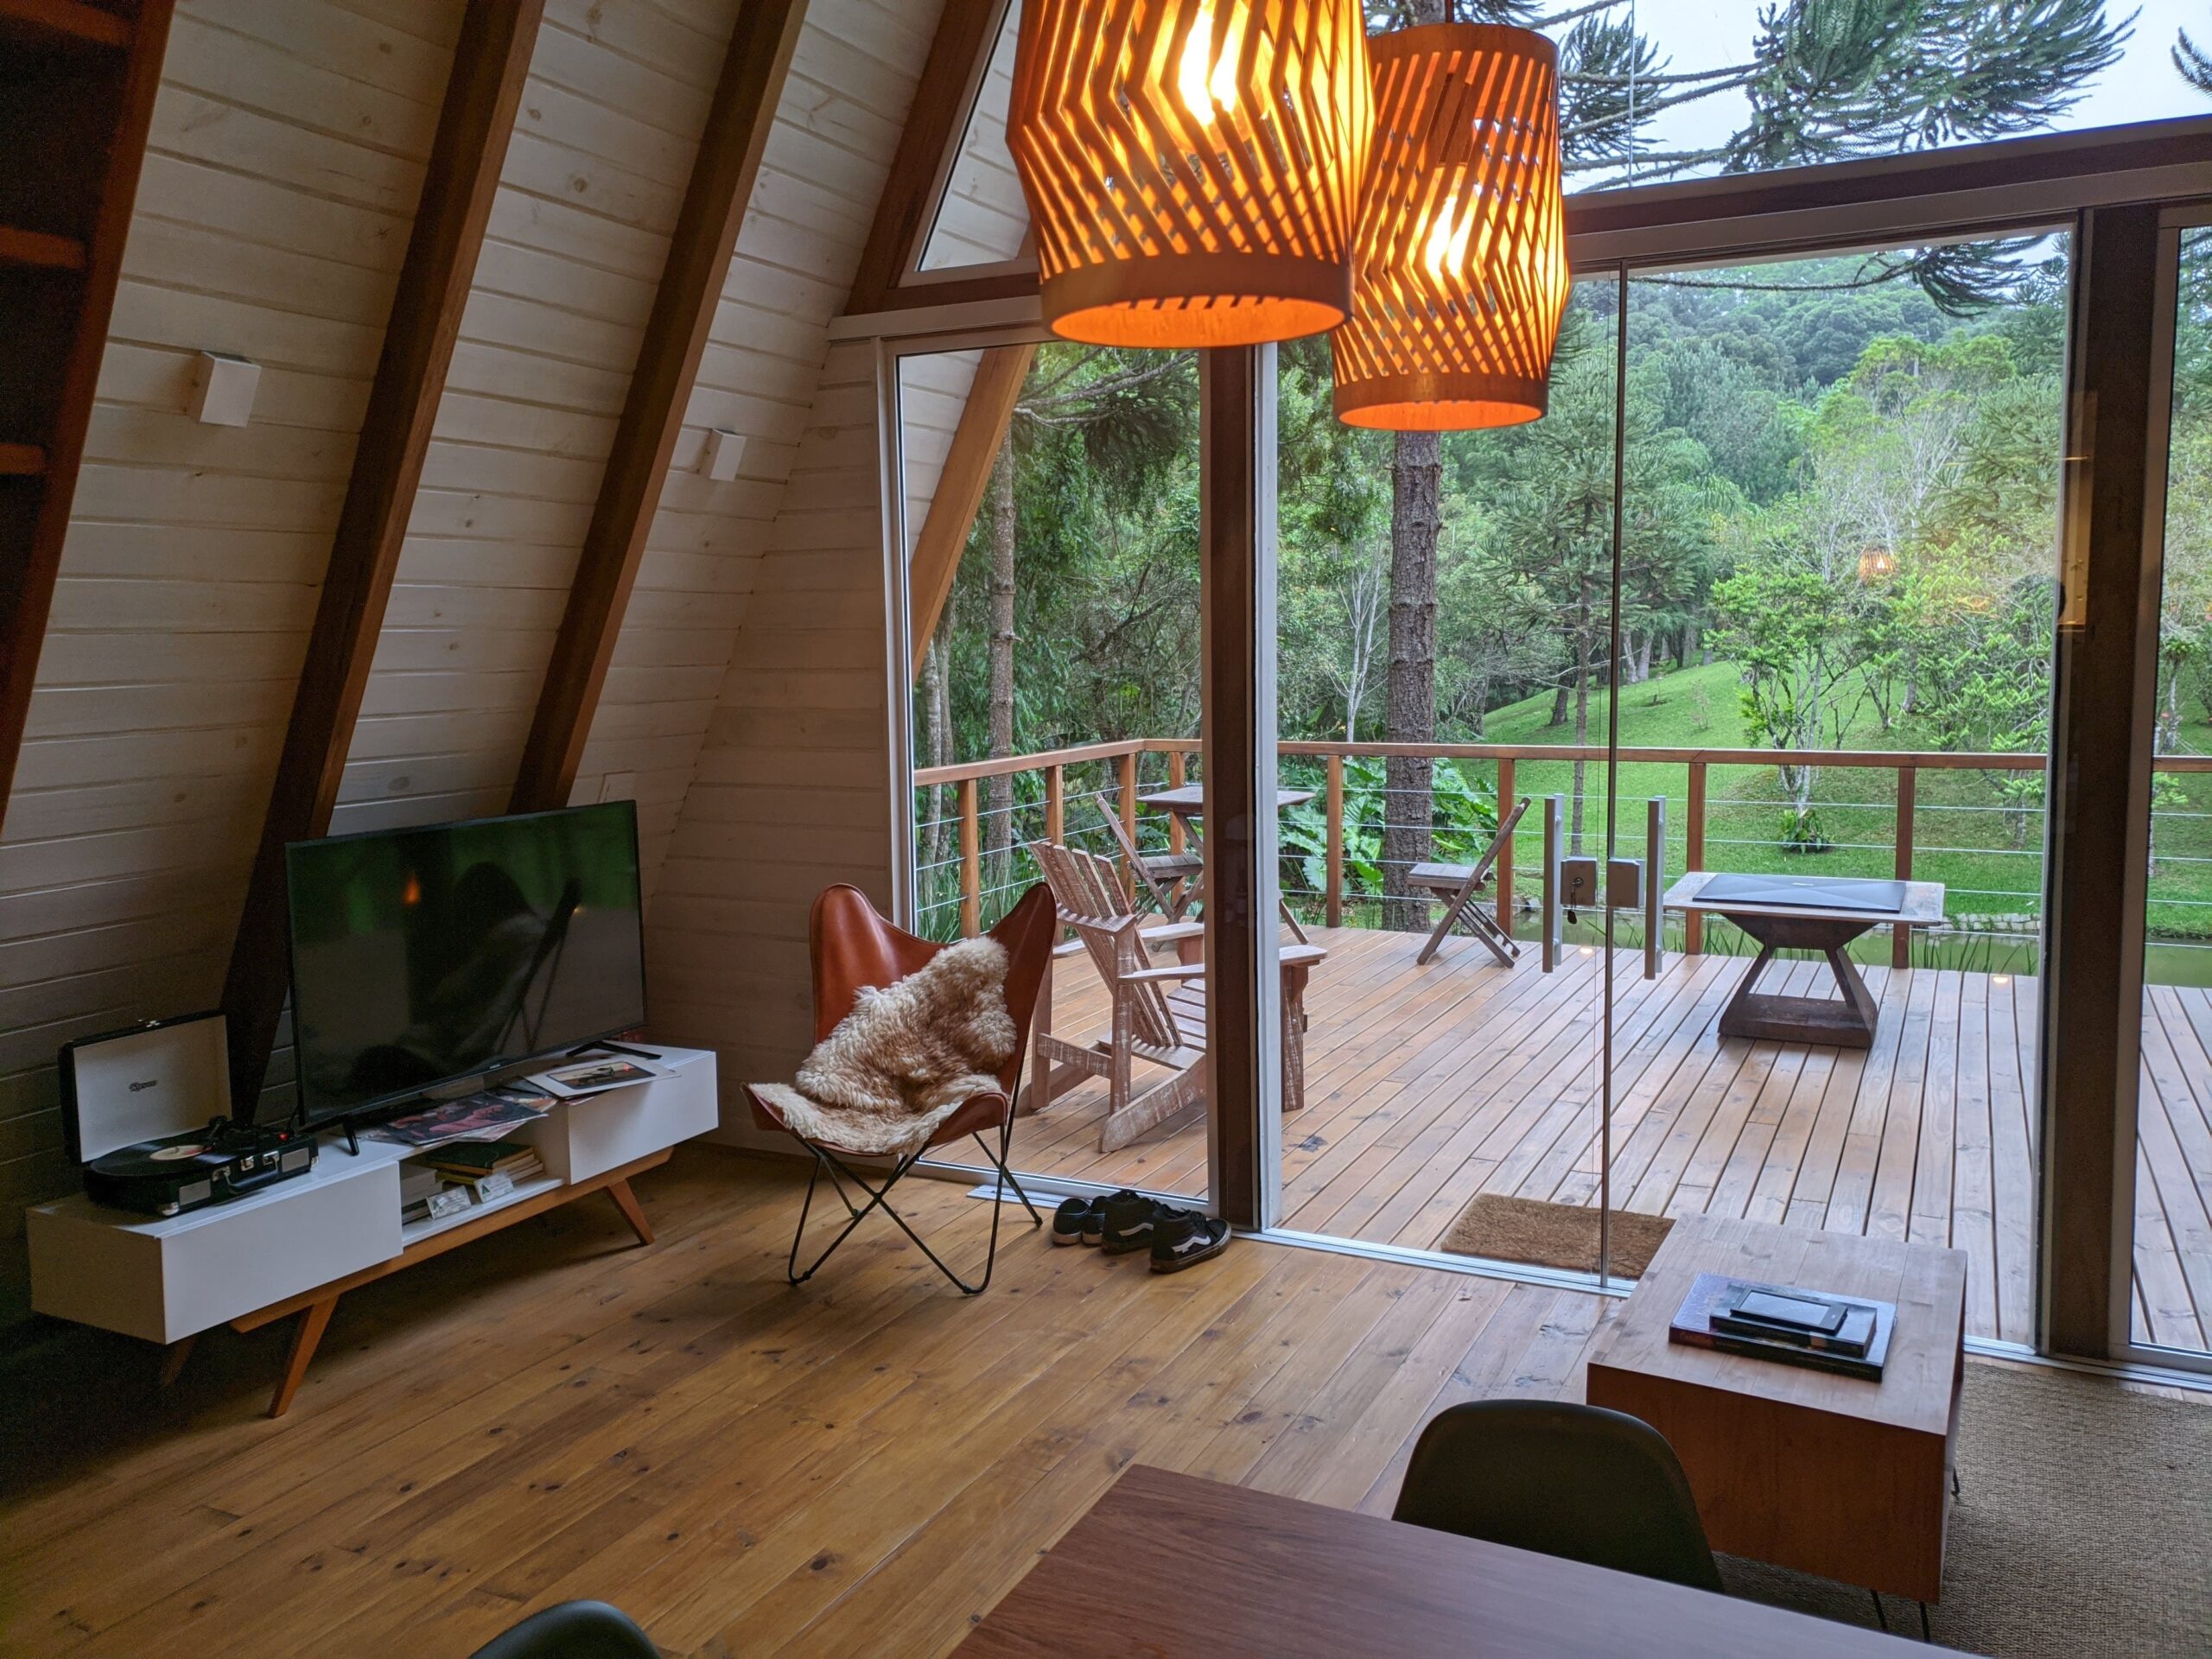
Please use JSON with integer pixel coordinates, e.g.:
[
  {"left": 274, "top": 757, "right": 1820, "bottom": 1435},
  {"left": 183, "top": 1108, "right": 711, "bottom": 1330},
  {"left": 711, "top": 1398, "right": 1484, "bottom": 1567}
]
[{"left": 2104, "top": 200, "right": 2212, "bottom": 1375}]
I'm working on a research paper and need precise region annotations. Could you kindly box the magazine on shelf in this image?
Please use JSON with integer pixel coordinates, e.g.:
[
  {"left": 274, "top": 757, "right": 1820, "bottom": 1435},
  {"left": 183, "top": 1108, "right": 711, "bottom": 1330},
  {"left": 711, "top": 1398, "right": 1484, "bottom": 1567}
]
[
  {"left": 363, "top": 1086, "right": 550, "bottom": 1150},
  {"left": 526, "top": 1051, "right": 670, "bottom": 1099}
]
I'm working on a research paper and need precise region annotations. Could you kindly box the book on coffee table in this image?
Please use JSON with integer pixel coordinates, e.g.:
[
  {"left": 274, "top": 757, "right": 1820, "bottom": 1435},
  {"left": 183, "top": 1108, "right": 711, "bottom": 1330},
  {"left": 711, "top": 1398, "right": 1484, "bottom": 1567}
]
[{"left": 1668, "top": 1273, "right": 1894, "bottom": 1381}]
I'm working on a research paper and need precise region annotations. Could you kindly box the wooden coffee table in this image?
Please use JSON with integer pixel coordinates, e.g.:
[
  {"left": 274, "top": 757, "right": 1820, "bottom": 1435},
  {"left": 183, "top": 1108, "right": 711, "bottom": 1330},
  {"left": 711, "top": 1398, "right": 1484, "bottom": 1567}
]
[
  {"left": 1663, "top": 871, "right": 1946, "bottom": 1048},
  {"left": 1586, "top": 1215, "right": 1967, "bottom": 1605}
]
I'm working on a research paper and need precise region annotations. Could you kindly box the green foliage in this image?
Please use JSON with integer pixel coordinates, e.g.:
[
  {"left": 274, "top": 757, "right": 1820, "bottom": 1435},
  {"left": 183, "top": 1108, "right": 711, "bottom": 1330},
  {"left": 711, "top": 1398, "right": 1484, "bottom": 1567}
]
[{"left": 1279, "top": 758, "right": 1497, "bottom": 903}]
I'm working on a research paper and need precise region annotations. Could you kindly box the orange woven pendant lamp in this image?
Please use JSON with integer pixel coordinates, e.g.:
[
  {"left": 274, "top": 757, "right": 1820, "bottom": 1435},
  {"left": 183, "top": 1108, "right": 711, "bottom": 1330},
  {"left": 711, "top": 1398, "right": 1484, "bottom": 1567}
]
[
  {"left": 1332, "top": 20, "right": 1568, "bottom": 429},
  {"left": 1007, "top": 0, "right": 1375, "bottom": 348}
]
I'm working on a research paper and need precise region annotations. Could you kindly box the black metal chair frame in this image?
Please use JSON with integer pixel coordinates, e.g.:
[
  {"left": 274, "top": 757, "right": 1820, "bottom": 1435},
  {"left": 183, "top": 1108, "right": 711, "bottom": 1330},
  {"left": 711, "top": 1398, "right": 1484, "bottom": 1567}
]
[{"left": 785, "top": 1102, "right": 1044, "bottom": 1295}]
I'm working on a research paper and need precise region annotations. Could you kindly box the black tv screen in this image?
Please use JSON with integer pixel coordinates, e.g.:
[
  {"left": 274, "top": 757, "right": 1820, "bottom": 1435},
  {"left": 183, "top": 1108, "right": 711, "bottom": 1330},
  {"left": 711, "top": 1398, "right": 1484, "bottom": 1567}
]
[{"left": 284, "top": 801, "right": 647, "bottom": 1124}]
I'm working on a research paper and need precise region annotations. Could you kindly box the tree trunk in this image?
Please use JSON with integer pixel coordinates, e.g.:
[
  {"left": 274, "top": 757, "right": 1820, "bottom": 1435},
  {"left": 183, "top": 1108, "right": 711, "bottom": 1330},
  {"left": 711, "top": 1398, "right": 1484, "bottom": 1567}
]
[
  {"left": 1636, "top": 632, "right": 1653, "bottom": 683},
  {"left": 1382, "top": 429, "right": 1440, "bottom": 931},
  {"left": 984, "top": 444, "right": 1016, "bottom": 884}
]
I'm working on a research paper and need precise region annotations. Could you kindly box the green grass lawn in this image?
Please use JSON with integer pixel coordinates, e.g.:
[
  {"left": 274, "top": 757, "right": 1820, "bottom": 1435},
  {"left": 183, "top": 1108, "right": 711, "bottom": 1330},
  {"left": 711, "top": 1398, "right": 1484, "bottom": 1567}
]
[{"left": 1282, "top": 658, "right": 2212, "bottom": 987}]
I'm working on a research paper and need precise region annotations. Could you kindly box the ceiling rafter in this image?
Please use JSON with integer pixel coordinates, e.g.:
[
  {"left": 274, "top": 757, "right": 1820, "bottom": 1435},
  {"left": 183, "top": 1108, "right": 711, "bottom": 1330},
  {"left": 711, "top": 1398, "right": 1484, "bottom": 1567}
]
[
  {"left": 844, "top": 0, "right": 1010, "bottom": 315},
  {"left": 507, "top": 0, "right": 810, "bottom": 817},
  {"left": 221, "top": 0, "right": 547, "bottom": 1106}
]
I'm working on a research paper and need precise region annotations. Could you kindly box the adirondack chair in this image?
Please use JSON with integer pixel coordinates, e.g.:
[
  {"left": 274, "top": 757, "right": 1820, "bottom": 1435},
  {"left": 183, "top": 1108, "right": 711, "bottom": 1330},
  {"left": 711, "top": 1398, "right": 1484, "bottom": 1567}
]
[
  {"left": 1406, "top": 796, "right": 1532, "bottom": 967},
  {"left": 1096, "top": 801, "right": 1205, "bottom": 921},
  {"left": 1027, "top": 839, "right": 1325, "bottom": 1152}
]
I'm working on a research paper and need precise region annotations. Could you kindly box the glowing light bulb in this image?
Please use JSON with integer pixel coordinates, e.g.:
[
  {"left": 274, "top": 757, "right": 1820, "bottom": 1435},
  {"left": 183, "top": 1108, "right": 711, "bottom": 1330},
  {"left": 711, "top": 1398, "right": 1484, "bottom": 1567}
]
[
  {"left": 1422, "top": 192, "right": 1475, "bottom": 281},
  {"left": 1177, "top": 2, "right": 1247, "bottom": 125},
  {"left": 1993, "top": 974, "right": 2011, "bottom": 985},
  {"left": 1580, "top": 944, "right": 1594, "bottom": 957}
]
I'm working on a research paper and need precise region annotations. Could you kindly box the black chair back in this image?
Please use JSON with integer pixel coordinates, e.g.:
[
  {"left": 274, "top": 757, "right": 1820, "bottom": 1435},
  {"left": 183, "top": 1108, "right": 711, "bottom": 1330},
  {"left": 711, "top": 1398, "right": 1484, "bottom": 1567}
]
[
  {"left": 467, "top": 1600, "right": 658, "bottom": 1659},
  {"left": 1392, "top": 1400, "right": 1724, "bottom": 1592}
]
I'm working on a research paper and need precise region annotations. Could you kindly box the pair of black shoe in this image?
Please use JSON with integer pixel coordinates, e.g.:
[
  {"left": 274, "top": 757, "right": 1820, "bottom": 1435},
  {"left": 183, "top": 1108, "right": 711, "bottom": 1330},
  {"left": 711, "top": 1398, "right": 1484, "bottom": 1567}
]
[{"left": 1051, "top": 1188, "right": 1231, "bottom": 1273}]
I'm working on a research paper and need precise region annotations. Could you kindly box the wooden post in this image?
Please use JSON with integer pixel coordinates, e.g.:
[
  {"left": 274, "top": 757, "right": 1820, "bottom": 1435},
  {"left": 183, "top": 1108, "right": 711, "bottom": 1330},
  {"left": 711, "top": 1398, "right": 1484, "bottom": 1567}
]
[
  {"left": 1684, "top": 761, "right": 1707, "bottom": 956},
  {"left": 1045, "top": 763, "right": 1064, "bottom": 845},
  {"left": 1645, "top": 795, "right": 1666, "bottom": 980},
  {"left": 1325, "top": 753, "right": 1344, "bottom": 928},
  {"left": 1119, "top": 750, "right": 1141, "bottom": 901},
  {"left": 1167, "top": 749, "right": 1188, "bottom": 853},
  {"left": 959, "top": 778, "right": 982, "bottom": 937},
  {"left": 1495, "top": 756, "right": 1516, "bottom": 938},
  {"left": 1893, "top": 765, "right": 1916, "bottom": 970},
  {"left": 1541, "top": 793, "right": 1563, "bottom": 973}
]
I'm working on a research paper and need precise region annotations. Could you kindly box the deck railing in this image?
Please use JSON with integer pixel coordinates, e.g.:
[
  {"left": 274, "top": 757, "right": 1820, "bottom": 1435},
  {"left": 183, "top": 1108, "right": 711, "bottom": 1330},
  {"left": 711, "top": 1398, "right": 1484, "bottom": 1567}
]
[{"left": 912, "top": 739, "right": 2212, "bottom": 978}]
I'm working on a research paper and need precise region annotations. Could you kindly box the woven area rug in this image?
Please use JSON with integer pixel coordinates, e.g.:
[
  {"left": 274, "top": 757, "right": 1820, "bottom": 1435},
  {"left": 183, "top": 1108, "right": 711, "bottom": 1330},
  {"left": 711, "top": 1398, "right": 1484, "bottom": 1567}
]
[
  {"left": 1439, "top": 1194, "right": 1674, "bottom": 1277},
  {"left": 1723, "top": 1361, "right": 2212, "bottom": 1655}
]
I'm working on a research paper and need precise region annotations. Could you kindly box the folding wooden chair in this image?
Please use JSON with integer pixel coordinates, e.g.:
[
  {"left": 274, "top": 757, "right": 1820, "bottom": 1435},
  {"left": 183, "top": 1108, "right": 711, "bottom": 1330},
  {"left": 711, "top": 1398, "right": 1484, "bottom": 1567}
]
[
  {"left": 1407, "top": 796, "right": 1531, "bottom": 966},
  {"left": 742, "top": 882, "right": 1056, "bottom": 1295},
  {"left": 1096, "top": 801, "right": 1204, "bottom": 921}
]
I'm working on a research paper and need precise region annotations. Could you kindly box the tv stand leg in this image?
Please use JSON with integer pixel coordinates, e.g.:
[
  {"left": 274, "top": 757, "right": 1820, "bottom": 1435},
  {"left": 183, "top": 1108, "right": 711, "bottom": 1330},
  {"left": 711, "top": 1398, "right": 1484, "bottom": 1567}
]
[
  {"left": 158, "top": 1334, "right": 197, "bottom": 1389},
  {"left": 605, "top": 1178, "right": 653, "bottom": 1247},
  {"left": 270, "top": 1295, "right": 338, "bottom": 1418}
]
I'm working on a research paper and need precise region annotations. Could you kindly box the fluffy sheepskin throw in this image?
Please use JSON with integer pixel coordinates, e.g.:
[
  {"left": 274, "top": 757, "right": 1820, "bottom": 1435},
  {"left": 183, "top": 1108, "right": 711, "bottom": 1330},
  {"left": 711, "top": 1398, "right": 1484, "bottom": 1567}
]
[{"left": 751, "top": 936, "right": 1017, "bottom": 1157}]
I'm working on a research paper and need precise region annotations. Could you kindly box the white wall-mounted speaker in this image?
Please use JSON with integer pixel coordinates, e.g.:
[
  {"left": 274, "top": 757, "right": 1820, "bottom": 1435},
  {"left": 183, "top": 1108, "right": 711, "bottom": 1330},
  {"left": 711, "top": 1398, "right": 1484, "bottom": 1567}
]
[
  {"left": 190, "top": 352, "right": 260, "bottom": 427},
  {"left": 702, "top": 427, "right": 747, "bottom": 481}
]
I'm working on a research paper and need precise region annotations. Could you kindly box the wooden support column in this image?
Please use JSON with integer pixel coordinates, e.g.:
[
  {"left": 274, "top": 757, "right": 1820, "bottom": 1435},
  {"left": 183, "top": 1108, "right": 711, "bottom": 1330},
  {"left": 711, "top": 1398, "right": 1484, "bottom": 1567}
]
[
  {"left": 1199, "top": 346, "right": 1278, "bottom": 1230},
  {"left": 959, "top": 779, "right": 982, "bottom": 938},
  {"left": 219, "top": 1, "right": 544, "bottom": 1105},
  {"left": 1167, "top": 748, "right": 1188, "bottom": 853},
  {"left": 1892, "top": 766, "right": 1916, "bottom": 970},
  {"left": 508, "top": 0, "right": 809, "bottom": 813},
  {"left": 1044, "top": 763, "right": 1064, "bottom": 844},
  {"left": 1494, "top": 756, "right": 1514, "bottom": 937},
  {"left": 1684, "top": 761, "right": 1707, "bottom": 955},
  {"left": 2040, "top": 202, "right": 2169, "bottom": 1359},
  {"left": 1325, "top": 753, "right": 1344, "bottom": 928},
  {"left": 908, "top": 343, "right": 1034, "bottom": 678}
]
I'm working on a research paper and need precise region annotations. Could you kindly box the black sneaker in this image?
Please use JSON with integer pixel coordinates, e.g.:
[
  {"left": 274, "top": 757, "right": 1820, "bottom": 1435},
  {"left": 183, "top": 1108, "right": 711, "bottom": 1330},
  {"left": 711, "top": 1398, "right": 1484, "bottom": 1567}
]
[
  {"left": 1052, "top": 1196, "right": 1099, "bottom": 1247},
  {"left": 1150, "top": 1211, "right": 1231, "bottom": 1273},
  {"left": 1098, "top": 1192, "right": 1167, "bottom": 1255}
]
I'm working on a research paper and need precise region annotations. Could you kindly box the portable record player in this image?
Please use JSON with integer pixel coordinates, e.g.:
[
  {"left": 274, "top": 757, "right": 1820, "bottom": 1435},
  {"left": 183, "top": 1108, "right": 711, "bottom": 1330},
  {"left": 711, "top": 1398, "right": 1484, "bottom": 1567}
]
[{"left": 60, "top": 1012, "right": 315, "bottom": 1217}]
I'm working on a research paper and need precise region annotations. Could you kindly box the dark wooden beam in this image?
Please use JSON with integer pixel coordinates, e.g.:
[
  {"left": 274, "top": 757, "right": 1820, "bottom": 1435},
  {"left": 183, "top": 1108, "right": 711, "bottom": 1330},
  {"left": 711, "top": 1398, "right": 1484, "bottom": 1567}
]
[
  {"left": 507, "top": 0, "right": 809, "bottom": 815},
  {"left": 842, "top": 0, "right": 1004, "bottom": 313},
  {"left": 2037, "top": 202, "right": 2170, "bottom": 1359},
  {"left": 220, "top": 0, "right": 545, "bottom": 1107},
  {"left": 907, "top": 341, "right": 1033, "bottom": 679},
  {"left": 1198, "top": 345, "right": 1277, "bottom": 1230},
  {"left": 0, "top": 0, "right": 174, "bottom": 827}
]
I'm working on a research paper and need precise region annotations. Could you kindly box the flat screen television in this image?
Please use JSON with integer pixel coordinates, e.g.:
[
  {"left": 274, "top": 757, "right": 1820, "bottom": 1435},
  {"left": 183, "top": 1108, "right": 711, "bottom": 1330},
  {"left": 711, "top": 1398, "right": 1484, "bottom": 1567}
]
[{"left": 283, "top": 801, "right": 647, "bottom": 1127}]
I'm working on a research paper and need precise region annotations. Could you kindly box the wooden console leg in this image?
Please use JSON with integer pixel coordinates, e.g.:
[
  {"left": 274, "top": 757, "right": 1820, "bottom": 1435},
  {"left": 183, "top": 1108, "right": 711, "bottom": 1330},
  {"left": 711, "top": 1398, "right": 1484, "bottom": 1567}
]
[
  {"left": 605, "top": 1177, "right": 654, "bottom": 1246},
  {"left": 158, "top": 1333, "right": 197, "bottom": 1389},
  {"left": 270, "top": 1296, "right": 337, "bottom": 1419}
]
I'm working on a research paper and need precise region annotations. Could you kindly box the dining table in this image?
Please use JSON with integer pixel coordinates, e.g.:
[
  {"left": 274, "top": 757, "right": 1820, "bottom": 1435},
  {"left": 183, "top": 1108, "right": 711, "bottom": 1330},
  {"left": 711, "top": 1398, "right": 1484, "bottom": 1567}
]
[{"left": 953, "top": 1463, "right": 1921, "bottom": 1657}]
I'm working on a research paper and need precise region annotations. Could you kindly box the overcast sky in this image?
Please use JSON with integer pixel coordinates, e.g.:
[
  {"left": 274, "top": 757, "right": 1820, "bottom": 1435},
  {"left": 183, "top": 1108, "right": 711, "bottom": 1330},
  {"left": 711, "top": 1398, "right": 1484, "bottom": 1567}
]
[{"left": 1575, "top": 0, "right": 2208, "bottom": 174}]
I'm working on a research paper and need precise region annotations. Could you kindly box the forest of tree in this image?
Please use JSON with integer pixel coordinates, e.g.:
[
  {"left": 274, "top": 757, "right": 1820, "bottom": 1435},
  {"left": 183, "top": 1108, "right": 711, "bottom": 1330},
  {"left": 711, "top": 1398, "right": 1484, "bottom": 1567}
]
[{"left": 912, "top": 3, "right": 2212, "bottom": 963}]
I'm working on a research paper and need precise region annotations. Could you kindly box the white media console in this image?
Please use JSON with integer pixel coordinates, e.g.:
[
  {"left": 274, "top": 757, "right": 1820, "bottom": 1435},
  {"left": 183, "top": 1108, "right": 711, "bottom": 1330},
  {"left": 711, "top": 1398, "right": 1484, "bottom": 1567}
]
[{"left": 28, "top": 1046, "right": 717, "bottom": 1416}]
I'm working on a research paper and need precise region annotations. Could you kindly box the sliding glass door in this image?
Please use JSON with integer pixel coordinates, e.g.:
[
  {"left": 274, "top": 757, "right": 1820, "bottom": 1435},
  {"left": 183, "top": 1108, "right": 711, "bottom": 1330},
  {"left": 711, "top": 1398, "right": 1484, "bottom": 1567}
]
[
  {"left": 1592, "top": 239, "right": 2070, "bottom": 1341},
  {"left": 893, "top": 338, "right": 1211, "bottom": 1206},
  {"left": 2133, "top": 218, "right": 2212, "bottom": 1362}
]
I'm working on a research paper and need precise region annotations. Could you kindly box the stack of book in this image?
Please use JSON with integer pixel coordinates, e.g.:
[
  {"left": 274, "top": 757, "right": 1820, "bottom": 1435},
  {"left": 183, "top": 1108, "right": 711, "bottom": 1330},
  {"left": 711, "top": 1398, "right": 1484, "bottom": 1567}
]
[
  {"left": 404, "top": 1141, "right": 545, "bottom": 1218},
  {"left": 1669, "top": 1274, "right": 1895, "bottom": 1381}
]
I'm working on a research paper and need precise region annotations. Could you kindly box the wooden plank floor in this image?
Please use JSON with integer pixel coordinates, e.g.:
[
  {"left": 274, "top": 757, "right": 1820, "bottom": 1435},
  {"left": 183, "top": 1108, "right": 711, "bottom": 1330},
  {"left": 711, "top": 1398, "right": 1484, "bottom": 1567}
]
[
  {"left": 1004, "top": 927, "right": 2212, "bottom": 1355},
  {"left": 0, "top": 1149, "right": 1622, "bottom": 1659}
]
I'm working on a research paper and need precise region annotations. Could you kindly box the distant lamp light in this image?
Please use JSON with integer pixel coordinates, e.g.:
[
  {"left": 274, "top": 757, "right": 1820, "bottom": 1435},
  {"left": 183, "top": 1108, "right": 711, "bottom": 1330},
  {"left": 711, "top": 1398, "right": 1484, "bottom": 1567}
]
[
  {"left": 1579, "top": 944, "right": 1594, "bottom": 957},
  {"left": 1857, "top": 547, "right": 1896, "bottom": 583},
  {"left": 1007, "top": 0, "right": 1375, "bottom": 347},
  {"left": 1993, "top": 974, "right": 2012, "bottom": 986},
  {"left": 1332, "top": 22, "right": 1568, "bottom": 429}
]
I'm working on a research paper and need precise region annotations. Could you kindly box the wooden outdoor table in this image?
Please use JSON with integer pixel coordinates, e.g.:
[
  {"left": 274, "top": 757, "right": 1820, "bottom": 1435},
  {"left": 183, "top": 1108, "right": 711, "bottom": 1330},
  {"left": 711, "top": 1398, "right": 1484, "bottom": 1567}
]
[
  {"left": 1136, "top": 785, "right": 1317, "bottom": 944},
  {"left": 1136, "top": 783, "right": 1315, "bottom": 817},
  {"left": 1586, "top": 1214, "right": 1967, "bottom": 1606},
  {"left": 954, "top": 1463, "right": 1920, "bottom": 1657},
  {"left": 1663, "top": 870, "right": 1946, "bottom": 1048}
]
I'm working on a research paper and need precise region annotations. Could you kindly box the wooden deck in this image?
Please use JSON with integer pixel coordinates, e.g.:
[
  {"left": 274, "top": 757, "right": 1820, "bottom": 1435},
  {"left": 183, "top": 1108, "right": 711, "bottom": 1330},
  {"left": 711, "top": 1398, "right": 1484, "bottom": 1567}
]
[{"left": 998, "top": 926, "right": 2212, "bottom": 1354}]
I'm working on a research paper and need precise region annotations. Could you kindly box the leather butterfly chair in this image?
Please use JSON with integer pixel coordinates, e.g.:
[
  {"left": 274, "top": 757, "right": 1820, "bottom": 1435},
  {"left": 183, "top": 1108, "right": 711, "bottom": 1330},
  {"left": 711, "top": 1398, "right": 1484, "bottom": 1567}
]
[{"left": 744, "top": 882, "right": 1057, "bottom": 1295}]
